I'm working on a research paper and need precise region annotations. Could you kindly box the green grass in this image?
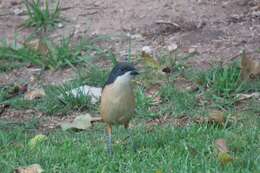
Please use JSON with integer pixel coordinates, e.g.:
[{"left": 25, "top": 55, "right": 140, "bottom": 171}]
[
  {"left": 0, "top": 36, "right": 112, "bottom": 70},
  {"left": 195, "top": 62, "right": 241, "bottom": 97},
  {"left": 0, "top": 60, "right": 25, "bottom": 73},
  {"left": 0, "top": 45, "right": 44, "bottom": 66},
  {"left": 136, "top": 86, "right": 156, "bottom": 118},
  {"left": 186, "top": 61, "right": 260, "bottom": 110},
  {"left": 22, "top": 0, "right": 62, "bottom": 32},
  {"left": 1, "top": 48, "right": 259, "bottom": 172},
  {"left": 0, "top": 87, "right": 8, "bottom": 102},
  {"left": 76, "top": 64, "right": 110, "bottom": 87},
  {"left": 0, "top": 65, "right": 108, "bottom": 115},
  {"left": 160, "top": 84, "right": 197, "bottom": 116},
  {"left": 0, "top": 110, "right": 259, "bottom": 173},
  {"left": 0, "top": 35, "right": 29, "bottom": 72},
  {"left": 37, "top": 83, "right": 95, "bottom": 116}
]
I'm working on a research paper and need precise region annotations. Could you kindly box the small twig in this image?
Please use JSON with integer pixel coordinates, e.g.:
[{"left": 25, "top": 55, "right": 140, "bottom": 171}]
[
  {"left": 60, "top": 6, "right": 74, "bottom": 11},
  {"left": 78, "top": 11, "right": 98, "bottom": 16},
  {"left": 225, "top": 52, "right": 242, "bottom": 63},
  {"left": 155, "top": 20, "right": 181, "bottom": 28}
]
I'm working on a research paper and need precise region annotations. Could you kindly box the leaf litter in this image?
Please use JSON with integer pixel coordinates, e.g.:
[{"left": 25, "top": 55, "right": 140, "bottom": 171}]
[
  {"left": 214, "top": 138, "right": 234, "bottom": 166},
  {"left": 14, "top": 164, "right": 43, "bottom": 173}
]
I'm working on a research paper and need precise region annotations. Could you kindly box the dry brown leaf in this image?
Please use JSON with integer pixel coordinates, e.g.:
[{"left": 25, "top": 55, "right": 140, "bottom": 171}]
[
  {"left": 146, "top": 84, "right": 161, "bottom": 96},
  {"left": 174, "top": 77, "right": 198, "bottom": 92},
  {"left": 218, "top": 152, "right": 233, "bottom": 166},
  {"left": 60, "top": 114, "right": 102, "bottom": 131},
  {"left": 24, "top": 39, "right": 49, "bottom": 55},
  {"left": 141, "top": 46, "right": 160, "bottom": 69},
  {"left": 14, "top": 164, "right": 43, "bottom": 173},
  {"left": 208, "top": 110, "right": 225, "bottom": 125},
  {"left": 215, "top": 138, "right": 234, "bottom": 165},
  {"left": 24, "top": 89, "right": 46, "bottom": 100},
  {"left": 193, "top": 111, "right": 225, "bottom": 125},
  {"left": 193, "top": 116, "right": 207, "bottom": 124},
  {"left": 215, "top": 138, "right": 229, "bottom": 153},
  {"left": 0, "top": 104, "right": 9, "bottom": 115},
  {"left": 240, "top": 52, "right": 260, "bottom": 80},
  {"left": 146, "top": 84, "right": 162, "bottom": 104}
]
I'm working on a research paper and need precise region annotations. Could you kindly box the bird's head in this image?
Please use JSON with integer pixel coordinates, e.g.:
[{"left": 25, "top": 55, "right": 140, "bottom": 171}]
[{"left": 104, "top": 62, "right": 139, "bottom": 87}]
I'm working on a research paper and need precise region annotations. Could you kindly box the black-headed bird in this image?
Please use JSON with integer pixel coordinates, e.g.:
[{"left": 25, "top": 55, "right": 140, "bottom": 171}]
[{"left": 101, "top": 62, "right": 139, "bottom": 154}]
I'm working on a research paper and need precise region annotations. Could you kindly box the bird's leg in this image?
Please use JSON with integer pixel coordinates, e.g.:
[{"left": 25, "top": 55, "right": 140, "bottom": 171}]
[
  {"left": 106, "top": 124, "right": 113, "bottom": 155},
  {"left": 124, "top": 123, "right": 136, "bottom": 152}
]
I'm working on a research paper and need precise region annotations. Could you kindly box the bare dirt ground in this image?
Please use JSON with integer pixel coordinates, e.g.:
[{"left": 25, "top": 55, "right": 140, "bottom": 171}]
[
  {"left": 0, "top": 0, "right": 259, "bottom": 129},
  {"left": 0, "top": 0, "right": 259, "bottom": 83},
  {"left": 1, "top": 0, "right": 259, "bottom": 60}
]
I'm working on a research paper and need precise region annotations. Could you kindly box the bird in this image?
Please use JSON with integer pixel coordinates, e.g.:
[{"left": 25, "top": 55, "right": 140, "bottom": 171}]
[{"left": 101, "top": 62, "right": 139, "bottom": 154}]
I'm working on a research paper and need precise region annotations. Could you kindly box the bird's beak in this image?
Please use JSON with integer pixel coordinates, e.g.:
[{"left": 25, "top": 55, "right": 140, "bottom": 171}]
[{"left": 130, "top": 70, "right": 139, "bottom": 76}]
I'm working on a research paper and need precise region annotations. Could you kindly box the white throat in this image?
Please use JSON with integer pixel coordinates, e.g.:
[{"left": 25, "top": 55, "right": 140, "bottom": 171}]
[{"left": 114, "top": 71, "right": 132, "bottom": 88}]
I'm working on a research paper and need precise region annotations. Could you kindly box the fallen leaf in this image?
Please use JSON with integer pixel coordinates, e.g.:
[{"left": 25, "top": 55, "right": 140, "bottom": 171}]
[
  {"left": 146, "top": 84, "right": 162, "bottom": 104},
  {"left": 193, "top": 116, "right": 206, "bottom": 124},
  {"left": 188, "top": 47, "right": 197, "bottom": 54},
  {"left": 167, "top": 43, "right": 178, "bottom": 52},
  {"left": 218, "top": 152, "right": 233, "bottom": 166},
  {"left": 240, "top": 51, "right": 260, "bottom": 80},
  {"left": 65, "top": 85, "right": 102, "bottom": 104},
  {"left": 24, "top": 39, "right": 49, "bottom": 55},
  {"left": 155, "top": 169, "right": 163, "bottom": 173},
  {"left": 146, "top": 84, "right": 161, "bottom": 96},
  {"left": 60, "top": 114, "right": 99, "bottom": 131},
  {"left": 215, "top": 138, "right": 229, "bottom": 153},
  {"left": 215, "top": 138, "right": 234, "bottom": 165},
  {"left": 142, "top": 46, "right": 160, "bottom": 69},
  {"left": 236, "top": 92, "right": 260, "bottom": 101},
  {"left": 193, "top": 111, "right": 225, "bottom": 125},
  {"left": 24, "top": 89, "right": 45, "bottom": 100},
  {"left": 14, "top": 164, "right": 43, "bottom": 173},
  {"left": 208, "top": 110, "right": 225, "bottom": 125},
  {"left": 0, "top": 104, "right": 9, "bottom": 115},
  {"left": 28, "top": 134, "right": 48, "bottom": 149},
  {"left": 174, "top": 77, "right": 198, "bottom": 92}
]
